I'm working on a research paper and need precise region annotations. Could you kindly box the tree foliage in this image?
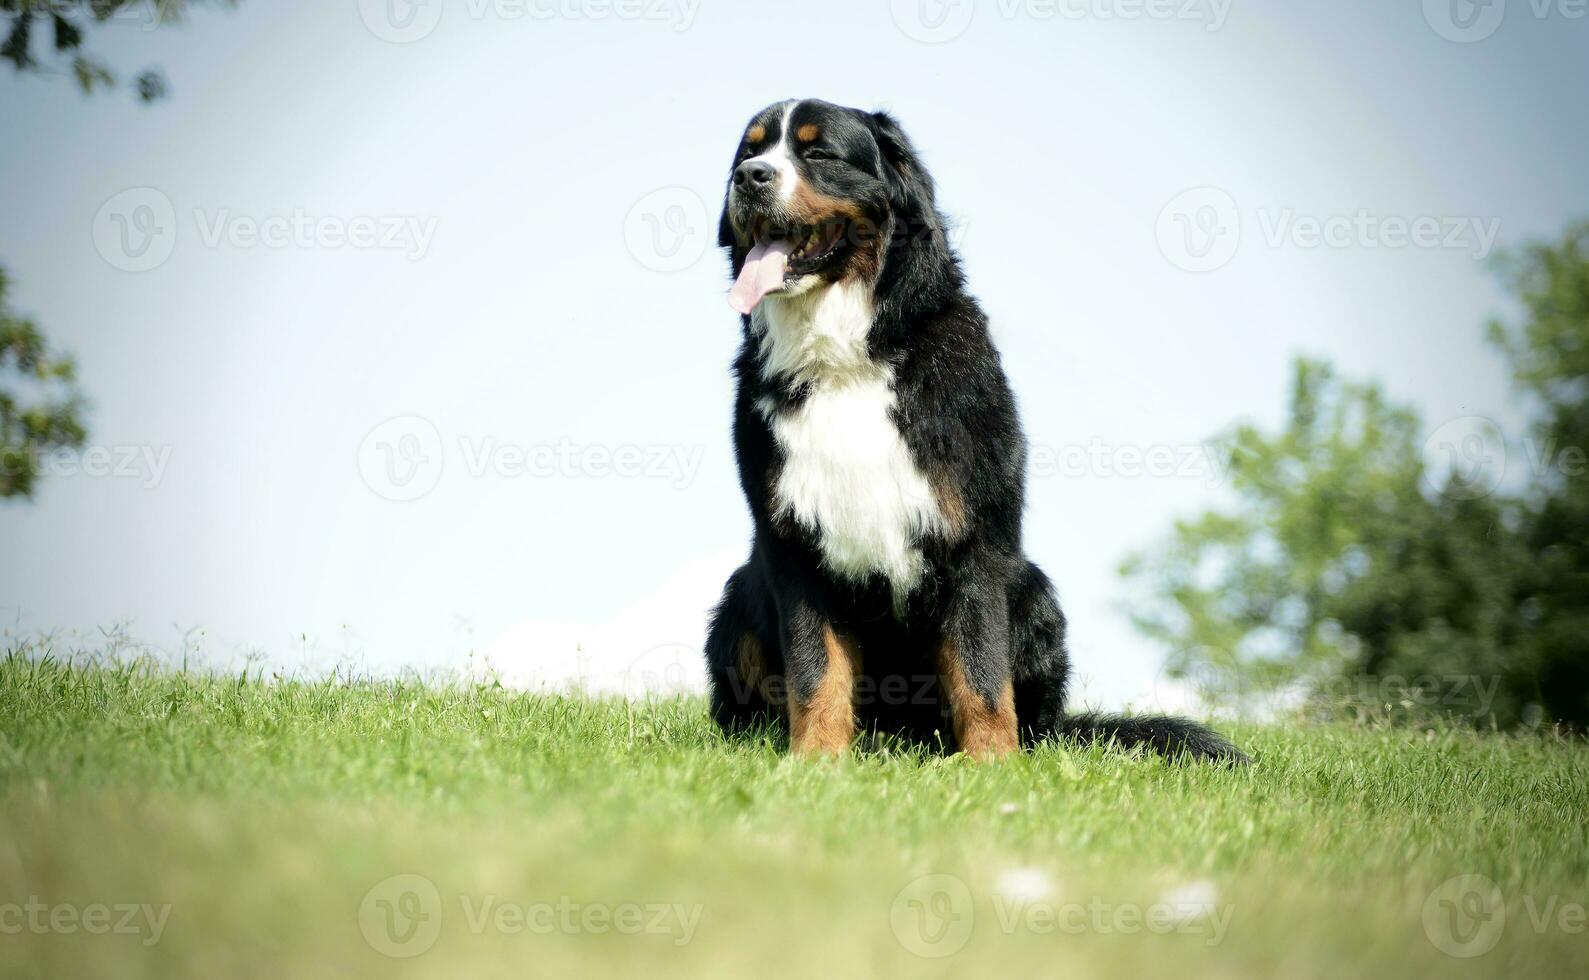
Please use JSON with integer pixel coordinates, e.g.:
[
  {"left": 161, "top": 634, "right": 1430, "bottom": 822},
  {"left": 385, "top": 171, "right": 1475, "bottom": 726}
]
[
  {"left": 6, "top": 2, "right": 241, "bottom": 499},
  {"left": 1124, "top": 222, "right": 1589, "bottom": 729},
  {"left": 1488, "top": 221, "right": 1589, "bottom": 727},
  {"left": 2, "top": 1, "right": 234, "bottom": 102},
  {"left": 0, "top": 267, "right": 88, "bottom": 498}
]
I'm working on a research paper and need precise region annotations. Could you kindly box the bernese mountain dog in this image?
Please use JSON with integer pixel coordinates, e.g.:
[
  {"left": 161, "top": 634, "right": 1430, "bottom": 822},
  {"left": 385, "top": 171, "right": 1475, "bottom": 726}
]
[{"left": 704, "top": 98, "right": 1245, "bottom": 764}]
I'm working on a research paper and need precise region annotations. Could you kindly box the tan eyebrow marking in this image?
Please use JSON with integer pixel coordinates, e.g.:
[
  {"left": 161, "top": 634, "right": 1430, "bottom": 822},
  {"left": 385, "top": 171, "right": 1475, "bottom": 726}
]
[
  {"left": 746, "top": 124, "right": 766, "bottom": 143},
  {"left": 796, "top": 123, "right": 821, "bottom": 142}
]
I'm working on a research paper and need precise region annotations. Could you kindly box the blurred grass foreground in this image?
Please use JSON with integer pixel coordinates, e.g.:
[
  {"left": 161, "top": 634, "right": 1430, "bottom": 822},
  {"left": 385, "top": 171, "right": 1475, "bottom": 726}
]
[{"left": 2, "top": 650, "right": 1586, "bottom": 979}]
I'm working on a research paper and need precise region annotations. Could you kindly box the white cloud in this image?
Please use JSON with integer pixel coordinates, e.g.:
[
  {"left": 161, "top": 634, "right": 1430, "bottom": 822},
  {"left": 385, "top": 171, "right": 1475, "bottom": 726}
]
[{"left": 471, "top": 549, "right": 741, "bottom": 697}]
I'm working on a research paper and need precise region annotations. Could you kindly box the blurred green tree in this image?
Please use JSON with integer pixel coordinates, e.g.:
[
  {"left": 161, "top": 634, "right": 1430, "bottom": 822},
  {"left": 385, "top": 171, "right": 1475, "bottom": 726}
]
[
  {"left": 2, "top": 1, "right": 235, "bottom": 102},
  {"left": 1490, "top": 221, "right": 1589, "bottom": 726},
  {"left": 1123, "top": 222, "right": 1589, "bottom": 729},
  {"left": 4, "top": 2, "right": 239, "bottom": 499},
  {"left": 1, "top": 268, "right": 88, "bottom": 498}
]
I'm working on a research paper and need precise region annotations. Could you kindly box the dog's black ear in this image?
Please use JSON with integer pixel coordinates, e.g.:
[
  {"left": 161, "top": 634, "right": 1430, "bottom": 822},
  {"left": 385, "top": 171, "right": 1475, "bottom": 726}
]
[
  {"left": 870, "top": 110, "right": 938, "bottom": 221},
  {"left": 866, "top": 109, "right": 959, "bottom": 318}
]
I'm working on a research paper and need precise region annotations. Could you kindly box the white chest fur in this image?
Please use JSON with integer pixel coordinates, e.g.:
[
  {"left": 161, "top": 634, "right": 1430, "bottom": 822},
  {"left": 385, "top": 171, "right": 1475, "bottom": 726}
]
[{"left": 753, "top": 283, "right": 948, "bottom": 601}]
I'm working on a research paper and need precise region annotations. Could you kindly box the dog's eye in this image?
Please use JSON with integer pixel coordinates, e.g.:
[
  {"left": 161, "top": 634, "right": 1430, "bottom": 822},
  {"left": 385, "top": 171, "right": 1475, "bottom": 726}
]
[{"left": 805, "top": 148, "right": 837, "bottom": 161}]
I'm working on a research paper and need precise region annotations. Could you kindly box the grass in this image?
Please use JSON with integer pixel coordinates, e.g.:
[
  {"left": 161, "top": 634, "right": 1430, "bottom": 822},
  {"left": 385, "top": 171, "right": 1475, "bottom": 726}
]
[{"left": 1, "top": 650, "right": 1586, "bottom": 979}]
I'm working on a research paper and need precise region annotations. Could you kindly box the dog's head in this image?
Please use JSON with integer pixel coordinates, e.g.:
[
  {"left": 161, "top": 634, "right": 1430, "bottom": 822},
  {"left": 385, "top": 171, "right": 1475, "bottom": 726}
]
[{"left": 719, "top": 99, "right": 949, "bottom": 316}]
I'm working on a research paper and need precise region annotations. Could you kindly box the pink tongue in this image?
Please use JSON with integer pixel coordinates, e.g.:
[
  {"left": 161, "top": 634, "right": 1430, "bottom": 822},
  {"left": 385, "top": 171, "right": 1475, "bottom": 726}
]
[{"left": 728, "top": 239, "right": 794, "bottom": 314}]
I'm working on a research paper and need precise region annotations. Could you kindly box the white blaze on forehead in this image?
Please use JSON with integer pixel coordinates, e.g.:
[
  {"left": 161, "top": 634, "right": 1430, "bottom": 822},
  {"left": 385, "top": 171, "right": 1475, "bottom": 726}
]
[{"left": 744, "top": 101, "right": 800, "bottom": 202}]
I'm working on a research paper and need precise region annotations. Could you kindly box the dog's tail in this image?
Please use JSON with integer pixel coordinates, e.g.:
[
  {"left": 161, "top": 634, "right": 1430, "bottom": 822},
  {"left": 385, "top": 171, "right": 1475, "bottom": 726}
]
[
  {"left": 1055, "top": 712, "right": 1249, "bottom": 765},
  {"left": 1008, "top": 561, "right": 1249, "bottom": 765}
]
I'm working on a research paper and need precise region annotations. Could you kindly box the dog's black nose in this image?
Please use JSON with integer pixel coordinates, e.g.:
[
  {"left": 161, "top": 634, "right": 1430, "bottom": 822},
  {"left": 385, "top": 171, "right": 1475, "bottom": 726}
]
[{"left": 733, "top": 160, "right": 776, "bottom": 190}]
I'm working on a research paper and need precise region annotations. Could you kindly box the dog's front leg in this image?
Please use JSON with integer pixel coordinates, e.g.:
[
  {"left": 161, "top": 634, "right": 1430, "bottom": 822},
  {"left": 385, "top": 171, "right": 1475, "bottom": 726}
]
[
  {"left": 937, "top": 578, "right": 1019, "bottom": 759},
  {"left": 782, "top": 602, "right": 861, "bottom": 756}
]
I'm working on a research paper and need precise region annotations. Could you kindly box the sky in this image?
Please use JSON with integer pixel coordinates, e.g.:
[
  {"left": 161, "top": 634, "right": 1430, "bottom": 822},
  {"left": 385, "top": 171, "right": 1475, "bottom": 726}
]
[{"left": 2, "top": 0, "right": 1587, "bottom": 711}]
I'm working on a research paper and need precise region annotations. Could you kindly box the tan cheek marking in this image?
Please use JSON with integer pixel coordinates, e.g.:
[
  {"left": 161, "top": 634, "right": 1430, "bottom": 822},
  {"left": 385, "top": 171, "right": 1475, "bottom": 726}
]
[
  {"left": 747, "top": 124, "right": 766, "bottom": 143},
  {"left": 938, "top": 638, "right": 1018, "bottom": 758},
  {"left": 796, "top": 124, "right": 821, "bottom": 142},
  {"left": 787, "top": 183, "right": 866, "bottom": 224},
  {"left": 784, "top": 185, "right": 886, "bottom": 287},
  {"left": 788, "top": 625, "right": 861, "bottom": 756}
]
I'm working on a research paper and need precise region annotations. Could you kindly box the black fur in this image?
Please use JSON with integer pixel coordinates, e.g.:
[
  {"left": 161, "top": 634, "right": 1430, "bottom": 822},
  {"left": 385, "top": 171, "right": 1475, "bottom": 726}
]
[{"left": 705, "top": 99, "right": 1246, "bottom": 765}]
